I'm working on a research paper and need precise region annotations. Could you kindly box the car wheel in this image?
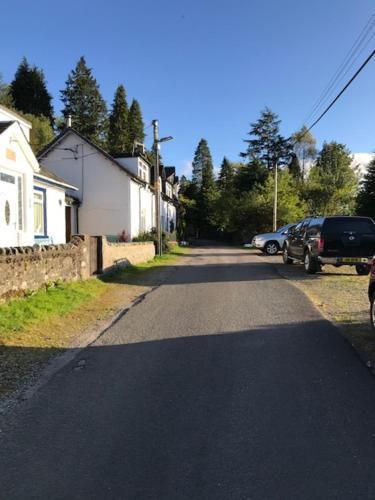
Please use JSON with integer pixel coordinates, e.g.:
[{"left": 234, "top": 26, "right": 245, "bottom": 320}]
[
  {"left": 264, "top": 241, "right": 279, "bottom": 255},
  {"left": 304, "top": 251, "right": 319, "bottom": 274},
  {"left": 356, "top": 264, "right": 370, "bottom": 276},
  {"left": 282, "top": 246, "right": 293, "bottom": 264},
  {"left": 370, "top": 292, "right": 375, "bottom": 333}
]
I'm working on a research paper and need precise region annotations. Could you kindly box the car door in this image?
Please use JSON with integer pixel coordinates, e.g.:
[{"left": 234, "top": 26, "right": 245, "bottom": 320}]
[
  {"left": 291, "top": 218, "right": 311, "bottom": 259},
  {"left": 288, "top": 221, "right": 303, "bottom": 258}
]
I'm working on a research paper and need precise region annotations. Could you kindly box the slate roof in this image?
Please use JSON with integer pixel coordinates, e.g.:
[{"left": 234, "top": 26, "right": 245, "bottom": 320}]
[
  {"left": 38, "top": 127, "right": 146, "bottom": 186},
  {"left": 34, "top": 165, "right": 78, "bottom": 190}
]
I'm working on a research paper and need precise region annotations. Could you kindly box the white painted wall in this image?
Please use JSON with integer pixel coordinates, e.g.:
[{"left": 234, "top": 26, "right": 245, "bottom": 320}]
[
  {"left": 0, "top": 123, "right": 35, "bottom": 247},
  {"left": 40, "top": 132, "right": 135, "bottom": 238},
  {"left": 34, "top": 180, "right": 66, "bottom": 244},
  {"left": 128, "top": 181, "right": 154, "bottom": 238}
]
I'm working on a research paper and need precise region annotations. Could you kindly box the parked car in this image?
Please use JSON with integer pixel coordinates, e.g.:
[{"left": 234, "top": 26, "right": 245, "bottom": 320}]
[
  {"left": 283, "top": 216, "right": 375, "bottom": 274},
  {"left": 252, "top": 224, "right": 296, "bottom": 255}
]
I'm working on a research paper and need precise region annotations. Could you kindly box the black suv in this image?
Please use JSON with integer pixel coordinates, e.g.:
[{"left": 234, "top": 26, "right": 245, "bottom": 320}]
[{"left": 283, "top": 216, "right": 375, "bottom": 274}]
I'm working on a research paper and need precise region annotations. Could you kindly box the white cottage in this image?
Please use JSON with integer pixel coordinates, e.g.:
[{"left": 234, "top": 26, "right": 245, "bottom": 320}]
[
  {"left": 38, "top": 128, "right": 156, "bottom": 240},
  {"left": 0, "top": 106, "right": 76, "bottom": 247}
]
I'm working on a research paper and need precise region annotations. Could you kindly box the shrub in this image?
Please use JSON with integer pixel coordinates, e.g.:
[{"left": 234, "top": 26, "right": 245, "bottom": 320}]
[{"left": 133, "top": 227, "right": 171, "bottom": 253}]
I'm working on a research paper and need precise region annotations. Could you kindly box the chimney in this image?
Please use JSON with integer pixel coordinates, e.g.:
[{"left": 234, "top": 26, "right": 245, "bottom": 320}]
[{"left": 67, "top": 115, "right": 72, "bottom": 128}]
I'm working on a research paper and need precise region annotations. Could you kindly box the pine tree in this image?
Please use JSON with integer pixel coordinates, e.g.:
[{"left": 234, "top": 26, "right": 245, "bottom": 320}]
[
  {"left": 60, "top": 56, "right": 107, "bottom": 145},
  {"left": 357, "top": 156, "right": 375, "bottom": 216},
  {"left": 218, "top": 157, "right": 235, "bottom": 192},
  {"left": 241, "top": 107, "right": 291, "bottom": 170},
  {"left": 10, "top": 58, "right": 54, "bottom": 124},
  {"left": 289, "top": 153, "right": 302, "bottom": 180},
  {"left": 107, "top": 84, "right": 129, "bottom": 154},
  {"left": 196, "top": 139, "right": 218, "bottom": 234},
  {"left": 192, "top": 138, "right": 212, "bottom": 186},
  {"left": 128, "top": 99, "right": 145, "bottom": 151}
]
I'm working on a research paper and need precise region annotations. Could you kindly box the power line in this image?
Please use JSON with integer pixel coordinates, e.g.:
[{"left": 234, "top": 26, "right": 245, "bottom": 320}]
[
  {"left": 306, "top": 48, "right": 375, "bottom": 133},
  {"left": 303, "top": 13, "right": 375, "bottom": 125}
]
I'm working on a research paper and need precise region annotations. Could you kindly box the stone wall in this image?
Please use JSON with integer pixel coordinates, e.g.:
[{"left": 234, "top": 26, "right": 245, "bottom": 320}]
[
  {"left": 101, "top": 237, "right": 155, "bottom": 272},
  {"left": 0, "top": 237, "right": 89, "bottom": 302}
]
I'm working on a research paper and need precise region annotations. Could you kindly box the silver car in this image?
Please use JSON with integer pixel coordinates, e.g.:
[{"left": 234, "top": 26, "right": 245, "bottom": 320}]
[{"left": 252, "top": 224, "right": 296, "bottom": 255}]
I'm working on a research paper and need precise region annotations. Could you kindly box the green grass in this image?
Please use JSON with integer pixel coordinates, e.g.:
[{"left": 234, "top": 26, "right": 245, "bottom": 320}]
[
  {"left": 0, "top": 279, "right": 106, "bottom": 337},
  {"left": 135, "top": 244, "right": 190, "bottom": 270}
]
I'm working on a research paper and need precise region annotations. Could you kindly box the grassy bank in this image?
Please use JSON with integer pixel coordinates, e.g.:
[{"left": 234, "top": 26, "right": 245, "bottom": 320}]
[{"left": 0, "top": 245, "right": 189, "bottom": 398}]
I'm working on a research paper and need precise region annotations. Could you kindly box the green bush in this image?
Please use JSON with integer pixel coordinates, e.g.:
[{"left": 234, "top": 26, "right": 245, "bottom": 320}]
[{"left": 133, "top": 227, "right": 171, "bottom": 253}]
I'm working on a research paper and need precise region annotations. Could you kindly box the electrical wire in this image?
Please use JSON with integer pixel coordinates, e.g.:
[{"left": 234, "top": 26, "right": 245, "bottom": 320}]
[
  {"left": 303, "top": 13, "right": 375, "bottom": 126},
  {"left": 306, "top": 48, "right": 375, "bottom": 134}
]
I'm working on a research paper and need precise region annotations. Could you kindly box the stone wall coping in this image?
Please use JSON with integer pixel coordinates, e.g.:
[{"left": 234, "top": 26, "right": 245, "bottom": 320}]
[
  {"left": 105, "top": 240, "right": 154, "bottom": 247},
  {"left": 0, "top": 238, "right": 83, "bottom": 259}
]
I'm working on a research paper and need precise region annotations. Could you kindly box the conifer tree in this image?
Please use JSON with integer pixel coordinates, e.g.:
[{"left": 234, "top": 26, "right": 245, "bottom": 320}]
[
  {"left": 289, "top": 153, "right": 302, "bottom": 180},
  {"left": 60, "top": 56, "right": 107, "bottom": 145},
  {"left": 195, "top": 139, "right": 218, "bottom": 234},
  {"left": 128, "top": 99, "right": 145, "bottom": 151},
  {"left": 192, "top": 138, "right": 211, "bottom": 186},
  {"left": 241, "top": 107, "right": 291, "bottom": 170},
  {"left": 357, "top": 156, "right": 375, "bottom": 216},
  {"left": 218, "top": 157, "right": 235, "bottom": 192},
  {"left": 107, "top": 84, "right": 129, "bottom": 154},
  {"left": 10, "top": 58, "right": 54, "bottom": 124}
]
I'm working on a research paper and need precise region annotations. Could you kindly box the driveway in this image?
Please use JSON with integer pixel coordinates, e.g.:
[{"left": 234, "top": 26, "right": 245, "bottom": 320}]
[{"left": 1, "top": 246, "right": 375, "bottom": 499}]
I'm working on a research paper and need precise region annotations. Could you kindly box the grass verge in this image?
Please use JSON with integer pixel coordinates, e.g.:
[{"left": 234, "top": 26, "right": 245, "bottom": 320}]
[{"left": 0, "top": 245, "right": 189, "bottom": 399}]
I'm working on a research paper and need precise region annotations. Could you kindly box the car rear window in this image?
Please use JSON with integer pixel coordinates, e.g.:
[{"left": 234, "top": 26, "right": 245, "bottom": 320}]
[{"left": 323, "top": 218, "right": 375, "bottom": 234}]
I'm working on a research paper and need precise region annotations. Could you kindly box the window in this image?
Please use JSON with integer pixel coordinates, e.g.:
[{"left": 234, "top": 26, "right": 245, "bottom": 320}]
[
  {"left": 0, "top": 172, "right": 15, "bottom": 184},
  {"left": 34, "top": 189, "right": 46, "bottom": 236},
  {"left": 138, "top": 161, "right": 149, "bottom": 182}
]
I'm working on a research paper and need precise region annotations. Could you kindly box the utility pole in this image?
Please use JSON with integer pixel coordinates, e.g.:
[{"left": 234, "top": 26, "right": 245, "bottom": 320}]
[
  {"left": 273, "top": 162, "right": 278, "bottom": 231},
  {"left": 152, "top": 119, "right": 162, "bottom": 256}
]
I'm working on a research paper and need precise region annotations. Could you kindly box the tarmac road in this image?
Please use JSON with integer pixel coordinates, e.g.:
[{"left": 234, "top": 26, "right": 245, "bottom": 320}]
[{"left": 2, "top": 246, "right": 375, "bottom": 499}]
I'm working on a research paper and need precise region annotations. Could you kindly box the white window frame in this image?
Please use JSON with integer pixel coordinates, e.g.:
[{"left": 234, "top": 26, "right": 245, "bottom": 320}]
[
  {"left": 138, "top": 161, "right": 149, "bottom": 183},
  {"left": 33, "top": 188, "right": 46, "bottom": 237}
]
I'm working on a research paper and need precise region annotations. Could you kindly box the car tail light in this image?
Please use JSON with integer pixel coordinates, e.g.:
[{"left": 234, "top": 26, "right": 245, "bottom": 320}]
[{"left": 318, "top": 237, "right": 324, "bottom": 253}]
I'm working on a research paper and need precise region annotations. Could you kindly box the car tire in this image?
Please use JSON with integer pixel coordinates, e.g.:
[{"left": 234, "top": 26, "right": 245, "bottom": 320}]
[
  {"left": 264, "top": 241, "right": 279, "bottom": 256},
  {"left": 370, "top": 292, "right": 375, "bottom": 333},
  {"left": 356, "top": 264, "right": 370, "bottom": 276},
  {"left": 304, "top": 251, "right": 319, "bottom": 274},
  {"left": 282, "top": 246, "right": 293, "bottom": 264}
]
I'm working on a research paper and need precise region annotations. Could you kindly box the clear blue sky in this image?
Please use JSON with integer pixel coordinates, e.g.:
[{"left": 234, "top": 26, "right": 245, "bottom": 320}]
[{"left": 1, "top": 0, "right": 374, "bottom": 176}]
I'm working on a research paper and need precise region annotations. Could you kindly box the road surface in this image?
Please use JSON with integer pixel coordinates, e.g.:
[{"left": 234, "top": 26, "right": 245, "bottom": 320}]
[{"left": 2, "top": 246, "right": 375, "bottom": 499}]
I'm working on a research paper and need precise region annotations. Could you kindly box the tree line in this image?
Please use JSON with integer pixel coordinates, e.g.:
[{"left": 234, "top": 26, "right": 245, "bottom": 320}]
[
  {"left": 179, "top": 108, "right": 374, "bottom": 242},
  {"left": 0, "top": 56, "right": 146, "bottom": 156}
]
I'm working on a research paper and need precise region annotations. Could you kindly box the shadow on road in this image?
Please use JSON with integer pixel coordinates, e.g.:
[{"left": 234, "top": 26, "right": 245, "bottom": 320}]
[{"left": 2, "top": 319, "right": 375, "bottom": 498}]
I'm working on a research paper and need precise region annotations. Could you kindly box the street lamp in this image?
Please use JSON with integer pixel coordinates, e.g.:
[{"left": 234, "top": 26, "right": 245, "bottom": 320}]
[{"left": 152, "top": 120, "right": 174, "bottom": 256}]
